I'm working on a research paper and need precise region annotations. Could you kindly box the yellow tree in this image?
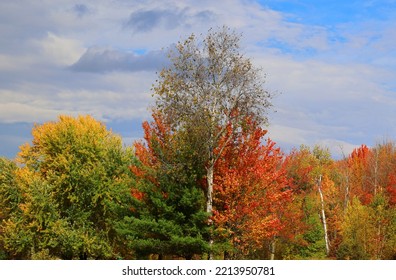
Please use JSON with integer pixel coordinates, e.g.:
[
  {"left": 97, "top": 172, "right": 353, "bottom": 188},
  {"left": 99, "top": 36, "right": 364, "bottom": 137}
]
[{"left": 1, "top": 115, "right": 134, "bottom": 259}]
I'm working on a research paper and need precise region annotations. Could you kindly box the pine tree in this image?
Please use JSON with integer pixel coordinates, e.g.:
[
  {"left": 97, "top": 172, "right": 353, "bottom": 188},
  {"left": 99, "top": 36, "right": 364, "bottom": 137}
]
[{"left": 117, "top": 112, "right": 209, "bottom": 259}]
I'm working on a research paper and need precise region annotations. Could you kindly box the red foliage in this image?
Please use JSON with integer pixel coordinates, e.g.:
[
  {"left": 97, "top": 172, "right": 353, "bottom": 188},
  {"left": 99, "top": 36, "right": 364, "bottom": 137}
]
[
  {"left": 347, "top": 144, "right": 373, "bottom": 205},
  {"left": 386, "top": 174, "right": 396, "bottom": 206},
  {"left": 349, "top": 144, "right": 370, "bottom": 162},
  {"left": 212, "top": 118, "right": 292, "bottom": 252},
  {"left": 129, "top": 111, "right": 172, "bottom": 200}
]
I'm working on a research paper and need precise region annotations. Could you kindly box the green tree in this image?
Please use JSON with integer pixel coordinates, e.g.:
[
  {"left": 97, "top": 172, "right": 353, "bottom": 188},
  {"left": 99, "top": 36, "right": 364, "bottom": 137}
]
[
  {"left": 337, "top": 197, "right": 372, "bottom": 259},
  {"left": 0, "top": 157, "right": 22, "bottom": 259},
  {"left": 1, "top": 115, "right": 134, "bottom": 259},
  {"left": 338, "top": 195, "right": 396, "bottom": 259},
  {"left": 0, "top": 158, "right": 21, "bottom": 221},
  {"left": 117, "top": 112, "right": 209, "bottom": 259}
]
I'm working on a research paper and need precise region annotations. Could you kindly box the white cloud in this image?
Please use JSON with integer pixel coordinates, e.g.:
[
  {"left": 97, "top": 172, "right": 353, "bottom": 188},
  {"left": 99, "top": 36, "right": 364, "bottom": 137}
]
[
  {"left": 0, "top": 54, "right": 37, "bottom": 71},
  {"left": 266, "top": 123, "right": 360, "bottom": 159},
  {"left": 37, "top": 32, "right": 85, "bottom": 66},
  {"left": 316, "top": 139, "right": 361, "bottom": 159},
  {"left": 267, "top": 123, "right": 315, "bottom": 145},
  {"left": 0, "top": 102, "right": 70, "bottom": 124}
]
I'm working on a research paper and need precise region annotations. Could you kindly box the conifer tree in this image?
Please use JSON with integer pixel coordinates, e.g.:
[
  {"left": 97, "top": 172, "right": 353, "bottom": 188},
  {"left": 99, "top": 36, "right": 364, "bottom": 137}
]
[{"left": 117, "top": 112, "right": 209, "bottom": 259}]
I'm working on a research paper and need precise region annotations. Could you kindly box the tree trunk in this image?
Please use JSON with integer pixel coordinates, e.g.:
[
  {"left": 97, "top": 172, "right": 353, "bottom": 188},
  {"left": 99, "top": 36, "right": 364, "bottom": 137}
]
[
  {"left": 344, "top": 173, "right": 350, "bottom": 211},
  {"left": 270, "top": 238, "right": 276, "bottom": 260},
  {"left": 206, "top": 161, "right": 214, "bottom": 260},
  {"left": 318, "top": 175, "right": 330, "bottom": 256},
  {"left": 206, "top": 162, "right": 214, "bottom": 214}
]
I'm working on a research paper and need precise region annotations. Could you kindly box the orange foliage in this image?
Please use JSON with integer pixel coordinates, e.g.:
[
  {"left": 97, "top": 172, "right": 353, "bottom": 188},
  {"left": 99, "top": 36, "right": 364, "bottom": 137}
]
[
  {"left": 347, "top": 145, "right": 373, "bottom": 205},
  {"left": 129, "top": 112, "right": 172, "bottom": 200},
  {"left": 212, "top": 118, "right": 292, "bottom": 253},
  {"left": 386, "top": 175, "right": 396, "bottom": 206}
]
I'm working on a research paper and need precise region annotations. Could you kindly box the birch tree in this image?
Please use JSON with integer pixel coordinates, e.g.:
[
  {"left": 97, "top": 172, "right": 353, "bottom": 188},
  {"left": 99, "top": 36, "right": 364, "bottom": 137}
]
[
  {"left": 152, "top": 27, "right": 272, "bottom": 256},
  {"left": 317, "top": 175, "right": 330, "bottom": 256}
]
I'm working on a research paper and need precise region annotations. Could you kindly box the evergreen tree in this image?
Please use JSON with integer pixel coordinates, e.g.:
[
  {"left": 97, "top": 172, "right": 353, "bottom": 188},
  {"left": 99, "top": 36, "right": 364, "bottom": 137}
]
[{"left": 117, "top": 112, "right": 209, "bottom": 259}]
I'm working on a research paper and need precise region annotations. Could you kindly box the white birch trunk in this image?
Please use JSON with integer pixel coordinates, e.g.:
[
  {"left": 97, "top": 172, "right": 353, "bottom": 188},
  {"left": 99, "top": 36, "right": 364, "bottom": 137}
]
[
  {"left": 344, "top": 173, "right": 350, "bottom": 210},
  {"left": 206, "top": 161, "right": 214, "bottom": 260},
  {"left": 270, "top": 238, "right": 276, "bottom": 260},
  {"left": 206, "top": 163, "right": 214, "bottom": 214},
  {"left": 317, "top": 175, "right": 330, "bottom": 256}
]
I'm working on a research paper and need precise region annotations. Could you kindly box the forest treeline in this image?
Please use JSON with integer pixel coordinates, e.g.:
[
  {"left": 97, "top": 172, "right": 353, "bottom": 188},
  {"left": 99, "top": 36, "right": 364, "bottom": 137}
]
[
  {"left": 1, "top": 27, "right": 395, "bottom": 260},
  {"left": 1, "top": 115, "right": 395, "bottom": 260}
]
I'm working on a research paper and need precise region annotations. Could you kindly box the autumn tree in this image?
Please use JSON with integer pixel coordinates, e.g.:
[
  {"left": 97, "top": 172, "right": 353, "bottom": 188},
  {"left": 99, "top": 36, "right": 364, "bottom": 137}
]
[
  {"left": 212, "top": 119, "right": 292, "bottom": 259},
  {"left": 305, "top": 142, "right": 396, "bottom": 260},
  {"left": 386, "top": 174, "right": 396, "bottom": 206},
  {"left": 282, "top": 146, "right": 343, "bottom": 259},
  {"left": 337, "top": 143, "right": 396, "bottom": 259},
  {"left": 117, "top": 112, "right": 209, "bottom": 259},
  {"left": 343, "top": 142, "right": 396, "bottom": 206},
  {"left": 152, "top": 26, "right": 273, "bottom": 256},
  {"left": 1, "top": 115, "right": 134, "bottom": 259},
  {"left": 344, "top": 145, "right": 373, "bottom": 205},
  {"left": 337, "top": 195, "right": 396, "bottom": 259}
]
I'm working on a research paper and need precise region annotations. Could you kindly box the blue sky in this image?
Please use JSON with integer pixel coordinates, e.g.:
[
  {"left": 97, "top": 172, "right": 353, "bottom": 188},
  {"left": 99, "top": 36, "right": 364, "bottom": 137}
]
[
  {"left": 262, "top": 0, "right": 395, "bottom": 24},
  {"left": 1, "top": 0, "right": 396, "bottom": 159}
]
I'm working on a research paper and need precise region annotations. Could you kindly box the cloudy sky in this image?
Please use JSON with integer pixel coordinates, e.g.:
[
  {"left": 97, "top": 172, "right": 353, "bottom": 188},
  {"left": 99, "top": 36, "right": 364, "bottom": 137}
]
[{"left": 1, "top": 0, "right": 396, "bottom": 159}]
